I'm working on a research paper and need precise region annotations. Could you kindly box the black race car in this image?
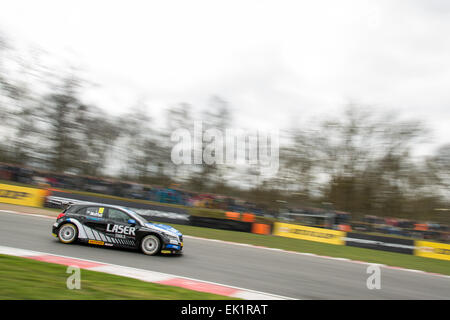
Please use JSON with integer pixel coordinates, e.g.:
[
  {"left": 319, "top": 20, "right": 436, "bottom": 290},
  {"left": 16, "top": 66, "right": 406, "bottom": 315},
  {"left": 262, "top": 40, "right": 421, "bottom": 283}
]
[{"left": 52, "top": 203, "right": 183, "bottom": 255}]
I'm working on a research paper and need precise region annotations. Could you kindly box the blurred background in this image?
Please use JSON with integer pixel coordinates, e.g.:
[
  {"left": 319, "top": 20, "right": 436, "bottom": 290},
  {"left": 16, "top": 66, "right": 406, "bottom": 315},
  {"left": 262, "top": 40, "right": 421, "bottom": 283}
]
[{"left": 1, "top": 1, "right": 449, "bottom": 241}]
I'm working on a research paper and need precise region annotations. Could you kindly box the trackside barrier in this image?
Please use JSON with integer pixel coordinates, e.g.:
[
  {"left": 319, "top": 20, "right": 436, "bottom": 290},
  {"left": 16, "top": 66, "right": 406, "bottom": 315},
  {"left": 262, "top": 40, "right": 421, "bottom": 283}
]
[
  {"left": 0, "top": 183, "right": 47, "bottom": 207},
  {"left": 2, "top": 182, "right": 450, "bottom": 261},
  {"left": 189, "top": 216, "right": 253, "bottom": 233},
  {"left": 273, "top": 222, "right": 346, "bottom": 245},
  {"left": 225, "top": 211, "right": 240, "bottom": 220},
  {"left": 242, "top": 213, "right": 255, "bottom": 223},
  {"left": 414, "top": 240, "right": 450, "bottom": 261},
  {"left": 345, "top": 232, "right": 415, "bottom": 254},
  {"left": 251, "top": 223, "right": 271, "bottom": 235}
]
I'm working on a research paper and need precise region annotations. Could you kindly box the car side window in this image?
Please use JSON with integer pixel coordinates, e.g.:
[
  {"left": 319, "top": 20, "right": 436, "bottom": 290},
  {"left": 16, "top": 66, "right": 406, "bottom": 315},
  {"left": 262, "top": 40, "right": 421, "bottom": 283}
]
[
  {"left": 82, "top": 206, "right": 105, "bottom": 218},
  {"left": 108, "top": 208, "right": 130, "bottom": 223},
  {"left": 74, "top": 206, "right": 88, "bottom": 215},
  {"left": 65, "top": 205, "right": 79, "bottom": 213}
]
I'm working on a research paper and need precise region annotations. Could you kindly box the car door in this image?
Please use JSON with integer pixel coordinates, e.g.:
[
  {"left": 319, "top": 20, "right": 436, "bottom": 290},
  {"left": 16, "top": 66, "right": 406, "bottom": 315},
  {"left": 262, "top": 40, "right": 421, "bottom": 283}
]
[
  {"left": 105, "top": 208, "right": 137, "bottom": 247},
  {"left": 81, "top": 206, "right": 111, "bottom": 244}
]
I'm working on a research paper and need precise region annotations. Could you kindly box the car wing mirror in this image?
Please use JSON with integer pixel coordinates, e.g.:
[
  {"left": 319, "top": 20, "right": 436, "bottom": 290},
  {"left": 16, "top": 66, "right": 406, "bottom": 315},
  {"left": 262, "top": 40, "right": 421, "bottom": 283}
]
[{"left": 128, "top": 219, "right": 136, "bottom": 226}]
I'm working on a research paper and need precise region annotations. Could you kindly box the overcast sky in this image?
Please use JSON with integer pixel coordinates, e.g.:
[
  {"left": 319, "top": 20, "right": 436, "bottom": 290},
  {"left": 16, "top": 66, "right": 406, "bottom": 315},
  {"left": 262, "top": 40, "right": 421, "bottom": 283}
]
[{"left": 1, "top": 0, "right": 449, "bottom": 155}]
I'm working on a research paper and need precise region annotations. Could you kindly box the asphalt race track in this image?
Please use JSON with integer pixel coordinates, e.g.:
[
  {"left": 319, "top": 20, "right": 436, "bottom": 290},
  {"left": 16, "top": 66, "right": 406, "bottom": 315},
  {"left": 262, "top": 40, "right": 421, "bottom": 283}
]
[{"left": 0, "top": 211, "right": 449, "bottom": 299}]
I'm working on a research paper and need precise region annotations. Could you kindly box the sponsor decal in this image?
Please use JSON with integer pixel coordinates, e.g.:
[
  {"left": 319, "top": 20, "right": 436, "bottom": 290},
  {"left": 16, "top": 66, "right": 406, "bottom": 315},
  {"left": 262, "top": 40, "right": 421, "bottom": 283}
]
[
  {"left": 414, "top": 240, "right": 450, "bottom": 261},
  {"left": 87, "top": 207, "right": 103, "bottom": 218},
  {"left": 0, "top": 190, "right": 29, "bottom": 200},
  {"left": 0, "top": 183, "right": 45, "bottom": 207},
  {"left": 88, "top": 240, "right": 104, "bottom": 245},
  {"left": 273, "top": 222, "right": 345, "bottom": 245},
  {"left": 106, "top": 224, "right": 136, "bottom": 236}
]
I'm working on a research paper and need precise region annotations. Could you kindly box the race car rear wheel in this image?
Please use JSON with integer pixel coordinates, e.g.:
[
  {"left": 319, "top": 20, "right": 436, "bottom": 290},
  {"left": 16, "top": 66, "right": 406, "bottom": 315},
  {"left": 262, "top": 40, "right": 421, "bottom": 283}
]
[
  {"left": 58, "top": 223, "right": 78, "bottom": 244},
  {"left": 141, "top": 235, "right": 161, "bottom": 255}
]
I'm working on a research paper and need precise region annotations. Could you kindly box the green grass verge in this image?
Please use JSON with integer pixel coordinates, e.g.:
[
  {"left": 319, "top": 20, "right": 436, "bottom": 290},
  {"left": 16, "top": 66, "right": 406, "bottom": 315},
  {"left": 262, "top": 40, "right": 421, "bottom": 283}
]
[
  {"left": 170, "top": 223, "right": 450, "bottom": 276},
  {"left": 0, "top": 254, "right": 239, "bottom": 300}
]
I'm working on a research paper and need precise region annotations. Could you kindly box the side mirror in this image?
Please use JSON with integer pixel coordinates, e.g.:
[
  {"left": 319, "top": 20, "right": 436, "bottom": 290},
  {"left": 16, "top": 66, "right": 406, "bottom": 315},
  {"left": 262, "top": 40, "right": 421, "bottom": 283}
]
[{"left": 128, "top": 219, "right": 136, "bottom": 226}]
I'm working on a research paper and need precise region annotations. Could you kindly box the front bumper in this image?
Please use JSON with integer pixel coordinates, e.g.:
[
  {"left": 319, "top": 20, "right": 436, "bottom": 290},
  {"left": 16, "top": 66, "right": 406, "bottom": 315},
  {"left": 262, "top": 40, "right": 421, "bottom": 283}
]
[{"left": 161, "top": 241, "right": 183, "bottom": 254}]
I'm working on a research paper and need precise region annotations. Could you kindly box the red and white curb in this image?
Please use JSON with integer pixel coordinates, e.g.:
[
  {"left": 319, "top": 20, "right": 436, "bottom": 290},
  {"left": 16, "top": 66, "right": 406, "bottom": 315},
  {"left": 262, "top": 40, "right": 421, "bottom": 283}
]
[
  {"left": 2, "top": 209, "right": 450, "bottom": 280},
  {"left": 0, "top": 245, "right": 293, "bottom": 300}
]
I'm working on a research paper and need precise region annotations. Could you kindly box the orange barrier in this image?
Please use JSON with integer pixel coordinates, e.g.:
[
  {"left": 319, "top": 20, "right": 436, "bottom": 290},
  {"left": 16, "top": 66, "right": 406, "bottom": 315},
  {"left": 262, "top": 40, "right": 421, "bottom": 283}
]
[
  {"left": 225, "top": 211, "right": 240, "bottom": 220},
  {"left": 414, "top": 224, "right": 428, "bottom": 231},
  {"left": 338, "top": 224, "right": 352, "bottom": 232},
  {"left": 241, "top": 213, "right": 255, "bottom": 223},
  {"left": 252, "top": 223, "right": 271, "bottom": 235}
]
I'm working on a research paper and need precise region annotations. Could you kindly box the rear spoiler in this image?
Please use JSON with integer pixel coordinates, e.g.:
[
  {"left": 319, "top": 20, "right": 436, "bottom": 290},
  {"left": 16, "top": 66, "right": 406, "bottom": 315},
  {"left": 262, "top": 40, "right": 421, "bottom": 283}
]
[{"left": 45, "top": 196, "right": 94, "bottom": 209}]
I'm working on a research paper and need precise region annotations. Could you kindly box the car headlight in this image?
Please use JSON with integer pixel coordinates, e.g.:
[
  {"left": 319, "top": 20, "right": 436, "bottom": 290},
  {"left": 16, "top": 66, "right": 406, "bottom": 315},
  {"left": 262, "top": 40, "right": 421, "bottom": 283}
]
[{"left": 165, "top": 233, "right": 179, "bottom": 244}]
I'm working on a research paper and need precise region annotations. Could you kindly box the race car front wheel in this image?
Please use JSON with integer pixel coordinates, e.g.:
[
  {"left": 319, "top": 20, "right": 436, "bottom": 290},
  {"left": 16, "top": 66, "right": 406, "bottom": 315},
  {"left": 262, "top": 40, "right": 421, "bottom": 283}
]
[
  {"left": 141, "top": 235, "right": 161, "bottom": 255},
  {"left": 58, "top": 223, "right": 78, "bottom": 244}
]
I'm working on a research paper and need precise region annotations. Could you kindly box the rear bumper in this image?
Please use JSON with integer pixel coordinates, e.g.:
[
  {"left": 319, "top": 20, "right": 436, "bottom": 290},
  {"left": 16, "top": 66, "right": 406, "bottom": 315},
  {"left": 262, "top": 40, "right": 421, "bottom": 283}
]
[{"left": 52, "top": 224, "right": 59, "bottom": 237}]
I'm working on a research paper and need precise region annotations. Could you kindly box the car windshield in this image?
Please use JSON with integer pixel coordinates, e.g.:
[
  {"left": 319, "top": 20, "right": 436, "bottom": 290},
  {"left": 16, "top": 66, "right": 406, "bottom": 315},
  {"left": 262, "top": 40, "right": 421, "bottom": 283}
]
[{"left": 120, "top": 207, "right": 148, "bottom": 225}]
